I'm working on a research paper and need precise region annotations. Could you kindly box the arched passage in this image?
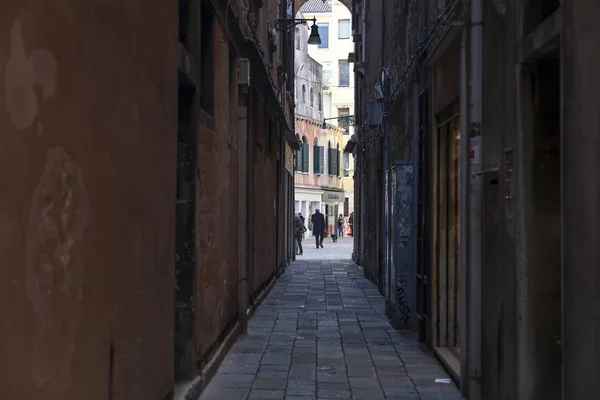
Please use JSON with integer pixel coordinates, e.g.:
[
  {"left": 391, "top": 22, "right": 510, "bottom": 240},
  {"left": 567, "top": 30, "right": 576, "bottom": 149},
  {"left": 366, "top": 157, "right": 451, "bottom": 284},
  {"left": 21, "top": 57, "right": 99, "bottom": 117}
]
[{"left": 294, "top": 0, "right": 352, "bottom": 14}]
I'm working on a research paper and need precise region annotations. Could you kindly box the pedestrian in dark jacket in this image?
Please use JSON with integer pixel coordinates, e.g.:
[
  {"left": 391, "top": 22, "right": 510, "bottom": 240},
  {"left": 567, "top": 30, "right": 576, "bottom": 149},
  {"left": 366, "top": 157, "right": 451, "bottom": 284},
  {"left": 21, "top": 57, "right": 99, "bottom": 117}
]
[
  {"left": 311, "top": 209, "right": 326, "bottom": 248},
  {"left": 294, "top": 214, "right": 307, "bottom": 255},
  {"left": 337, "top": 214, "right": 345, "bottom": 237}
]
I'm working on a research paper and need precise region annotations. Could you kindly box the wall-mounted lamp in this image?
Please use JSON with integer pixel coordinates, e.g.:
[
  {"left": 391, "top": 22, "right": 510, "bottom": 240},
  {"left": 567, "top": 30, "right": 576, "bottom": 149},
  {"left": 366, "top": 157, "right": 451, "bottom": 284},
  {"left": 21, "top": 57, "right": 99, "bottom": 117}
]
[
  {"left": 275, "top": 17, "right": 321, "bottom": 45},
  {"left": 321, "top": 115, "right": 355, "bottom": 133}
]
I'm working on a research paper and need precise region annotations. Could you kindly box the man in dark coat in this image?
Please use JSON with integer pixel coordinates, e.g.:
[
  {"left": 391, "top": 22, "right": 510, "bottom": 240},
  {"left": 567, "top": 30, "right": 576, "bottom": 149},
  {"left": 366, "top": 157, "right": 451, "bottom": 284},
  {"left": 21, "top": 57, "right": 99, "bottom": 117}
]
[{"left": 311, "top": 209, "right": 326, "bottom": 248}]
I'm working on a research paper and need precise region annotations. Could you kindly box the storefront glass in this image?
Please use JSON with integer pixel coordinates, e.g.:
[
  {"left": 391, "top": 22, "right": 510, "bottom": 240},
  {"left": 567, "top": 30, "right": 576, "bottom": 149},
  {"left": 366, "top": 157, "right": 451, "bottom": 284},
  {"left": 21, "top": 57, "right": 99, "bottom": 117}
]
[{"left": 436, "top": 109, "right": 461, "bottom": 358}]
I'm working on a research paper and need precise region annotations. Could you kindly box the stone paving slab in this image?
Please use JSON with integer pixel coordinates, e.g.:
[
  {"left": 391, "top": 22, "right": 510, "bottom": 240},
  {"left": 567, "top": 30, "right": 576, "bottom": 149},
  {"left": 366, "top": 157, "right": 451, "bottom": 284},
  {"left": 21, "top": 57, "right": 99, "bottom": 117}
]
[{"left": 200, "top": 238, "right": 462, "bottom": 400}]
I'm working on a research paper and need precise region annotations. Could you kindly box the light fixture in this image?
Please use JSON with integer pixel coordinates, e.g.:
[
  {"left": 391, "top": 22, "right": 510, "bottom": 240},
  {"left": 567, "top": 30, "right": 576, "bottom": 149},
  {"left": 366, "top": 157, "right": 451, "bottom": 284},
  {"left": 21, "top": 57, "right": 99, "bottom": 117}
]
[
  {"left": 275, "top": 17, "right": 321, "bottom": 45},
  {"left": 322, "top": 115, "right": 356, "bottom": 133},
  {"left": 308, "top": 19, "right": 321, "bottom": 45}
]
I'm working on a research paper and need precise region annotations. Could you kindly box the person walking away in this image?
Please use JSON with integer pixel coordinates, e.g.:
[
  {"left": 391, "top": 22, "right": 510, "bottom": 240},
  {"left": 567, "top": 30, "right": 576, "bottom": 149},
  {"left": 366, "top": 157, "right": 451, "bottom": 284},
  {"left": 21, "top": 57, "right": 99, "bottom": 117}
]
[
  {"left": 294, "top": 214, "right": 307, "bottom": 255},
  {"left": 311, "top": 209, "right": 325, "bottom": 248},
  {"left": 337, "top": 214, "right": 344, "bottom": 238}
]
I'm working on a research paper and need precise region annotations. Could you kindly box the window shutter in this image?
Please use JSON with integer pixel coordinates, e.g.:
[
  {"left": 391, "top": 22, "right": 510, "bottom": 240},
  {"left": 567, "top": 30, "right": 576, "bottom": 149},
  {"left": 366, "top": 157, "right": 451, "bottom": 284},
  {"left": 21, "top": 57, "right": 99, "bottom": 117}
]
[
  {"left": 313, "top": 145, "right": 318, "bottom": 173},
  {"left": 295, "top": 150, "right": 301, "bottom": 171},
  {"left": 302, "top": 143, "right": 309, "bottom": 172},
  {"left": 318, "top": 146, "right": 325, "bottom": 174},
  {"left": 337, "top": 150, "right": 341, "bottom": 176},
  {"left": 328, "top": 148, "right": 333, "bottom": 175}
]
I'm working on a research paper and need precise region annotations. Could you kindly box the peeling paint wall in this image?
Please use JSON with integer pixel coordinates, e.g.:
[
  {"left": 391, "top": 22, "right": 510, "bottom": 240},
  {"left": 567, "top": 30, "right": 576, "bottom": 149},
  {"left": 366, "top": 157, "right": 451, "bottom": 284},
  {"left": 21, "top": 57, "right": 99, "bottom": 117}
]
[{"left": 0, "top": 1, "right": 177, "bottom": 398}]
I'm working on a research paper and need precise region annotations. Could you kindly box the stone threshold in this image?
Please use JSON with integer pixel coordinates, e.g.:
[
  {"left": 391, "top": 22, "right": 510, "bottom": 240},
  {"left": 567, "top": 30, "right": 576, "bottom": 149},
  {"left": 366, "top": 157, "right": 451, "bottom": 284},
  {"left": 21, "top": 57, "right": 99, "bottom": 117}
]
[{"left": 434, "top": 346, "right": 461, "bottom": 384}]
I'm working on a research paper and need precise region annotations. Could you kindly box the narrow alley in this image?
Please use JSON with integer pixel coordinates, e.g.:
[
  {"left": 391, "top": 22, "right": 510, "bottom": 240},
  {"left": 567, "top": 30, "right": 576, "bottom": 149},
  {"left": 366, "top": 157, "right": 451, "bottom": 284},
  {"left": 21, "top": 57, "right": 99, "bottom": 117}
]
[{"left": 200, "top": 238, "right": 461, "bottom": 400}]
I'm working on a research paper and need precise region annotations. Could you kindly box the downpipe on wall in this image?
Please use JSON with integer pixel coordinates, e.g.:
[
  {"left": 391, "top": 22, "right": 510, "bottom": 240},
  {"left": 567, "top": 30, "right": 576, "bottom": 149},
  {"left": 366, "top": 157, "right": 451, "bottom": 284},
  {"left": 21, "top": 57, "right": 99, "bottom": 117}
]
[
  {"left": 237, "top": 86, "right": 249, "bottom": 335},
  {"left": 468, "top": 0, "right": 483, "bottom": 395},
  {"left": 458, "top": 25, "right": 471, "bottom": 397},
  {"left": 457, "top": 0, "right": 483, "bottom": 397}
]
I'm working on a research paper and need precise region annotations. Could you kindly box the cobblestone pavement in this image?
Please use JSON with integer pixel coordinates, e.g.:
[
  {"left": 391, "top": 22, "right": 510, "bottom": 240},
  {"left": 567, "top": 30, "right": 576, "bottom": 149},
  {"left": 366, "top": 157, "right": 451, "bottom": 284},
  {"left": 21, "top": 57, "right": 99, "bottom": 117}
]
[{"left": 200, "top": 238, "right": 462, "bottom": 400}]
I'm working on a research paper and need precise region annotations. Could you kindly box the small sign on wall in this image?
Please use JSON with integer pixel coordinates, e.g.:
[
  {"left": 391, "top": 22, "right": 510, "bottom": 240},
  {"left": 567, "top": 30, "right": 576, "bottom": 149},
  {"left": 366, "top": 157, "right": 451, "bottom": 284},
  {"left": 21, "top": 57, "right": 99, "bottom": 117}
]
[{"left": 322, "top": 191, "right": 344, "bottom": 202}]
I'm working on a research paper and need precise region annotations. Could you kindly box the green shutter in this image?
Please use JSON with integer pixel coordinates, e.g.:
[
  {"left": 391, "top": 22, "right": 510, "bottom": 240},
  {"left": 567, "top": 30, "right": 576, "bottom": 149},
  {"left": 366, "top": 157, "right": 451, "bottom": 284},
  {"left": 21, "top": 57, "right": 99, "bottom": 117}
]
[
  {"left": 336, "top": 150, "right": 341, "bottom": 176},
  {"left": 295, "top": 149, "right": 301, "bottom": 171},
  {"left": 328, "top": 148, "right": 333, "bottom": 175},
  {"left": 302, "top": 143, "right": 309, "bottom": 172},
  {"left": 313, "top": 145, "right": 318, "bottom": 173},
  {"left": 319, "top": 146, "right": 325, "bottom": 174}
]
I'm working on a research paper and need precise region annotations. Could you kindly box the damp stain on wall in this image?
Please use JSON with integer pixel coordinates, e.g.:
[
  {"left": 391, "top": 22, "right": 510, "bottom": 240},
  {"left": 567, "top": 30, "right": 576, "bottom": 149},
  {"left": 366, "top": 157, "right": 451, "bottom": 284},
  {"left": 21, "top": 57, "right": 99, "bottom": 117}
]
[
  {"left": 25, "top": 147, "right": 91, "bottom": 391},
  {"left": 5, "top": 19, "right": 58, "bottom": 131}
]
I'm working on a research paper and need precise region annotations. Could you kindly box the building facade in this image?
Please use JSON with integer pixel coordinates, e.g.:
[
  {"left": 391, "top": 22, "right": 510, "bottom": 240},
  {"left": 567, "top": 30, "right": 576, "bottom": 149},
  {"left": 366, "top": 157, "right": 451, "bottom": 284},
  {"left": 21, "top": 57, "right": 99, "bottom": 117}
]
[
  {"left": 0, "top": 0, "right": 297, "bottom": 398},
  {"left": 294, "top": 21, "right": 346, "bottom": 237},
  {"left": 300, "top": 0, "right": 356, "bottom": 217},
  {"left": 351, "top": 0, "right": 600, "bottom": 399}
]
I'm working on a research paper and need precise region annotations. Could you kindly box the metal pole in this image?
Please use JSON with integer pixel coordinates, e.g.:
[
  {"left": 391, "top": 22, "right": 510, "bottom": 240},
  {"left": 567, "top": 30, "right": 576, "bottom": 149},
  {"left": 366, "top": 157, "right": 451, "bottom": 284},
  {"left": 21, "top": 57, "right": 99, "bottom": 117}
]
[
  {"left": 468, "top": 0, "right": 483, "bottom": 394},
  {"left": 458, "top": 26, "right": 470, "bottom": 396},
  {"left": 237, "top": 88, "right": 249, "bottom": 335}
]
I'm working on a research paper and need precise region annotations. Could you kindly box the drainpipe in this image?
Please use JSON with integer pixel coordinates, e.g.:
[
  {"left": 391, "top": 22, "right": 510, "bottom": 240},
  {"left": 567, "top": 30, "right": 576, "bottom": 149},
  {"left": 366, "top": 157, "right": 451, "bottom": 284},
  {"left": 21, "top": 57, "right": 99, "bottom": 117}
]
[
  {"left": 458, "top": 25, "right": 470, "bottom": 396},
  {"left": 237, "top": 86, "right": 249, "bottom": 335},
  {"left": 468, "top": 0, "right": 483, "bottom": 396},
  {"left": 460, "top": 0, "right": 484, "bottom": 395},
  {"left": 380, "top": 1, "right": 388, "bottom": 293}
]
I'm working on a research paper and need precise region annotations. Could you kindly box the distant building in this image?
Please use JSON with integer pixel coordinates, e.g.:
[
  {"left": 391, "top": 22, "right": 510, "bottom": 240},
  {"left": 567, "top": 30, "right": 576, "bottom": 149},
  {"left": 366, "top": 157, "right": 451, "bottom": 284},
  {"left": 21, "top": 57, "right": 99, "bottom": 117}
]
[
  {"left": 300, "top": 0, "right": 355, "bottom": 216},
  {"left": 294, "top": 13, "right": 346, "bottom": 236}
]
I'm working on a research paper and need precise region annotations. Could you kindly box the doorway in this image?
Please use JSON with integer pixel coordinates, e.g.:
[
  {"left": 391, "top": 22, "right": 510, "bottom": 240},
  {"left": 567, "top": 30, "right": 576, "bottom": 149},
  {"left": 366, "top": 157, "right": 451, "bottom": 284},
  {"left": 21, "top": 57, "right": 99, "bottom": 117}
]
[
  {"left": 174, "top": 80, "right": 197, "bottom": 381},
  {"left": 435, "top": 99, "right": 461, "bottom": 358}
]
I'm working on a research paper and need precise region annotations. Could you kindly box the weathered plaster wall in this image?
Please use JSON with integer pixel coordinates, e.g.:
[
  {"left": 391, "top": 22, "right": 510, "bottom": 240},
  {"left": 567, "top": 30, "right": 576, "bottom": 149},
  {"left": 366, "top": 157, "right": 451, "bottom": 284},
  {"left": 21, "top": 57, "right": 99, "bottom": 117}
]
[
  {"left": 294, "top": 117, "right": 344, "bottom": 189},
  {"left": 0, "top": 1, "right": 177, "bottom": 399},
  {"left": 562, "top": 0, "right": 600, "bottom": 397},
  {"left": 196, "top": 20, "right": 239, "bottom": 362},
  {"left": 479, "top": 1, "right": 519, "bottom": 398},
  {"left": 295, "top": 27, "right": 324, "bottom": 122}
]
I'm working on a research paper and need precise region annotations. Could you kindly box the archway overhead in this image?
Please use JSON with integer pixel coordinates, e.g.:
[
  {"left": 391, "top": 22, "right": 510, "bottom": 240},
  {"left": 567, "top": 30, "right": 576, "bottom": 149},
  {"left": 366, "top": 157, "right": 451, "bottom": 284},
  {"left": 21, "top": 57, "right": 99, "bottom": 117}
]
[{"left": 295, "top": 0, "right": 352, "bottom": 15}]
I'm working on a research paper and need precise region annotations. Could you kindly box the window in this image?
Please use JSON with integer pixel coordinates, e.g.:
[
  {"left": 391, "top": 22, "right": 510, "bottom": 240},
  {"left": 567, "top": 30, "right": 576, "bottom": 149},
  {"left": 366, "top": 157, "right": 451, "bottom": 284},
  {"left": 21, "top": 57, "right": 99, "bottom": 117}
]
[
  {"left": 339, "top": 60, "right": 349, "bottom": 87},
  {"left": 302, "top": 85, "right": 306, "bottom": 103},
  {"left": 322, "top": 70, "right": 332, "bottom": 86},
  {"left": 310, "top": 88, "right": 314, "bottom": 107},
  {"left": 328, "top": 141, "right": 339, "bottom": 176},
  {"left": 343, "top": 153, "right": 350, "bottom": 176},
  {"left": 313, "top": 138, "right": 324, "bottom": 174},
  {"left": 336, "top": 144, "right": 341, "bottom": 176},
  {"left": 318, "top": 93, "right": 322, "bottom": 111},
  {"left": 344, "top": 197, "right": 349, "bottom": 216},
  {"left": 295, "top": 136, "right": 309, "bottom": 172},
  {"left": 317, "top": 23, "right": 329, "bottom": 48},
  {"left": 338, "top": 19, "right": 351, "bottom": 39},
  {"left": 338, "top": 107, "right": 350, "bottom": 132},
  {"left": 295, "top": 32, "right": 300, "bottom": 50}
]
